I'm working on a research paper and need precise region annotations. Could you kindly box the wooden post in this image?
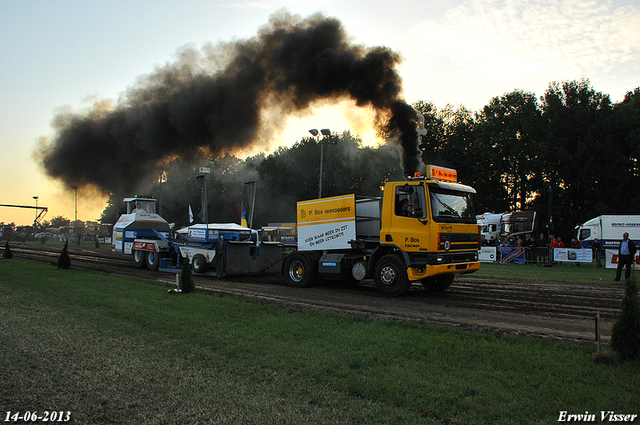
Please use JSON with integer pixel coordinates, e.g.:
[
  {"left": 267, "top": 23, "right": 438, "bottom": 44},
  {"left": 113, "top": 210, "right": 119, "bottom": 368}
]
[{"left": 595, "top": 312, "right": 601, "bottom": 354}]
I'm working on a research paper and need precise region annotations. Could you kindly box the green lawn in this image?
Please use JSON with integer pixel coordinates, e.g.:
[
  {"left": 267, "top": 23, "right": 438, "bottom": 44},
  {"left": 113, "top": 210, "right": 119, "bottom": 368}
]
[{"left": 1, "top": 259, "right": 638, "bottom": 424}]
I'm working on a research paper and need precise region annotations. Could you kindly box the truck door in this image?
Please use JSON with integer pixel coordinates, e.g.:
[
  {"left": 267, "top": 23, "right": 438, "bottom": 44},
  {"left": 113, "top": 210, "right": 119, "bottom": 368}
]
[{"left": 390, "top": 184, "right": 429, "bottom": 251}]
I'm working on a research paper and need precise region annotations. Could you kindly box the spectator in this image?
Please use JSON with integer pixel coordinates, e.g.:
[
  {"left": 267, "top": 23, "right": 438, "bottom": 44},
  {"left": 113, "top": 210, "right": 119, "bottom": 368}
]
[
  {"left": 614, "top": 232, "right": 637, "bottom": 282},
  {"left": 556, "top": 236, "right": 564, "bottom": 248},
  {"left": 522, "top": 233, "right": 533, "bottom": 263},
  {"left": 535, "top": 233, "right": 547, "bottom": 265},
  {"left": 592, "top": 238, "right": 603, "bottom": 268},
  {"left": 569, "top": 238, "right": 581, "bottom": 266}
]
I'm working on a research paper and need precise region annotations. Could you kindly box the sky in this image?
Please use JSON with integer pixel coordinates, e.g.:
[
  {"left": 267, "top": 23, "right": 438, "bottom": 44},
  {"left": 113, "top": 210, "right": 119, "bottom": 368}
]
[{"left": 1, "top": 0, "right": 639, "bottom": 227}]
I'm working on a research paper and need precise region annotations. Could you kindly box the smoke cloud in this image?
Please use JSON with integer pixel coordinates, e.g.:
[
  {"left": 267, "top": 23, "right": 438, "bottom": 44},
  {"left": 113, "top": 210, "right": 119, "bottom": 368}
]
[{"left": 35, "top": 10, "right": 424, "bottom": 194}]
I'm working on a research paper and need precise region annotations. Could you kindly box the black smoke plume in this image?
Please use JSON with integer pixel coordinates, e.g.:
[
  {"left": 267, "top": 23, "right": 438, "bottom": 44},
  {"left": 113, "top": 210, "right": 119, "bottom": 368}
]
[{"left": 36, "top": 10, "right": 424, "bottom": 194}]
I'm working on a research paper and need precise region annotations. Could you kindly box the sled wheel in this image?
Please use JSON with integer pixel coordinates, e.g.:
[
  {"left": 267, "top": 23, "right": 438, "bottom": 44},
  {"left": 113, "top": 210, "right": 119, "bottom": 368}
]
[
  {"left": 191, "top": 254, "right": 207, "bottom": 274},
  {"left": 132, "top": 250, "right": 147, "bottom": 268},
  {"left": 146, "top": 251, "right": 160, "bottom": 271}
]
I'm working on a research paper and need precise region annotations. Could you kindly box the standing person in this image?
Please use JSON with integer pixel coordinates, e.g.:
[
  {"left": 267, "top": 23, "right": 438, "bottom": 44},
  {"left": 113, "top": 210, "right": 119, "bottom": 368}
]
[
  {"left": 592, "top": 238, "right": 602, "bottom": 268},
  {"left": 548, "top": 234, "right": 559, "bottom": 265},
  {"left": 615, "top": 232, "right": 637, "bottom": 282},
  {"left": 522, "top": 233, "right": 533, "bottom": 263},
  {"left": 535, "top": 233, "right": 547, "bottom": 266}
]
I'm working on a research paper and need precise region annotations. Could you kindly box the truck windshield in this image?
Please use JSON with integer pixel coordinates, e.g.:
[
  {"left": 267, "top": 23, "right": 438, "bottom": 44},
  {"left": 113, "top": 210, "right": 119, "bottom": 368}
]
[
  {"left": 430, "top": 188, "right": 476, "bottom": 223},
  {"left": 128, "top": 199, "right": 157, "bottom": 214}
]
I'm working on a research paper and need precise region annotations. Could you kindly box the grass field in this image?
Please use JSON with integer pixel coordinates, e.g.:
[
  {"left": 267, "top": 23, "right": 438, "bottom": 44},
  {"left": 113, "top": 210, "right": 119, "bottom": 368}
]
[
  {"left": 474, "top": 261, "right": 619, "bottom": 284},
  {"left": 1, "top": 259, "right": 638, "bottom": 424}
]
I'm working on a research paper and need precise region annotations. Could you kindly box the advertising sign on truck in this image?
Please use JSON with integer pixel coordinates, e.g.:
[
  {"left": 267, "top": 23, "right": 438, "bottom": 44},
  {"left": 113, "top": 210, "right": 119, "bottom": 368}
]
[{"left": 297, "top": 194, "right": 357, "bottom": 251}]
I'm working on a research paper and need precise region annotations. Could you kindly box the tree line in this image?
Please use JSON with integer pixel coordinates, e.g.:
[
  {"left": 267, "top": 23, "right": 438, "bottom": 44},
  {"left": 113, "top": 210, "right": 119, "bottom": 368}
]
[{"left": 99, "top": 78, "right": 640, "bottom": 243}]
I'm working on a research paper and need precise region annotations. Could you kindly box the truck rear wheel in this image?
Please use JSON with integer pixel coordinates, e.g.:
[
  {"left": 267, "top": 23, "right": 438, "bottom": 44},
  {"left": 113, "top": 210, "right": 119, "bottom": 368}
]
[
  {"left": 146, "top": 251, "right": 160, "bottom": 271},
  {"left": 132, "top": 250, "right": 147, "bottom": 268},
  {"left": 284, "top": 253, "right": 316, "bottom": 288},
  {"left": 374, "top": 254, "right": 411, "bottom": 296},
  {"left": 191, "top": 254, "right": 207, "bottom": 274},
  {"left": 421, "top": 275, "right": 454, "bottom": 292}
]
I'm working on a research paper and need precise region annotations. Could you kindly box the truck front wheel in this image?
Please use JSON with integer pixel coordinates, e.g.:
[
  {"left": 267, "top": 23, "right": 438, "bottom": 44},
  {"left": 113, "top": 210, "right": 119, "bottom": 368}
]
[
  {"left": 284, "top": 253, "right": 316, "bottom": 288},
  {"left": 421, "top": 274, "right": 454, "bottom": 292},
  {"left": 374, "top": 254, "right": 411, "bottom": 296},
  {"left": 132, "top": 250, "right": 147, "bottom": 268}
]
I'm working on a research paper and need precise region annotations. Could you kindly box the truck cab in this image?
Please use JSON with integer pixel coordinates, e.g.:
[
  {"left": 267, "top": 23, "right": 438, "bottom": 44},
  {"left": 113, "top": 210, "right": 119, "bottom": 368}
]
[{"left": 375, "top": 168, "right": 480, "bottom": 294}]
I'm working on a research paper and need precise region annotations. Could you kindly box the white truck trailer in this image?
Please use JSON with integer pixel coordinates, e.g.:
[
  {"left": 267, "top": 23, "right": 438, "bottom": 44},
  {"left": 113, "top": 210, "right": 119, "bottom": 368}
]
[
  {"left": 476, "top": 212, "right": 502, "bottom": 243},
  {"left": 575, "top": 215, "right": 640, "bottom": 248}
]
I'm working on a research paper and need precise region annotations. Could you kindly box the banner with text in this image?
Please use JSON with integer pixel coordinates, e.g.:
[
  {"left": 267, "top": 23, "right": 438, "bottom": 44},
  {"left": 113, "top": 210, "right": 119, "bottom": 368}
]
[
  {"left": 479, "top": 246, "right": 498, "bottom": 262},
  {"left": 297, "top": 195, "right": 356, "bottom": 251},
  {"left": 500, "top": 247, "right": 525, "bottom": 264},
  {"left": 605, "top": 249, "right": 640, "bottom": 270},
  {"left": 553, "top": 248, "right": 593, "bottom": 263}
]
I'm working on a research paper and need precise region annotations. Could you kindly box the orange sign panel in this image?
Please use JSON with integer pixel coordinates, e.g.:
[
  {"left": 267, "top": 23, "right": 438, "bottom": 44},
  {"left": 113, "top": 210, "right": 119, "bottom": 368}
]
[{"left": 428, "top": 165, "right": 458, "bottom": 182}]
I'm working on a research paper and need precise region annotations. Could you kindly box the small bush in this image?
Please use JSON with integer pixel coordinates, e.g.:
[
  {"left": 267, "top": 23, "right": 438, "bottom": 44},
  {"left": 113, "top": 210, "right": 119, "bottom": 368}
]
[
  {"left": 180, "top": 256, "right": 195, "bottom": 293},
  {"left": 611, "top": 278, "right": 640, "bottom": 360},
  {"left": 57, "top": 240, "right": 71, "bottom": 269},
  {"left": 4, "top": 241, "right": 13, "bottom": 259}
]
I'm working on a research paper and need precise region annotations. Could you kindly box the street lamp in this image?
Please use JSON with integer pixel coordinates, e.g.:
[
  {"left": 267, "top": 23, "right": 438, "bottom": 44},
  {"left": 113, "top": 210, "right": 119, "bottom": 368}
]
[{"left": 309, "top": 128, "right": 331, "bottom": 198}]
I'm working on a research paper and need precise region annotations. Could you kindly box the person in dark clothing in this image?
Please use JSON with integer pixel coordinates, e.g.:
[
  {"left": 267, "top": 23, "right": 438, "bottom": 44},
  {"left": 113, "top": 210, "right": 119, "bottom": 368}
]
[
  {"left": 592, "top": 238, "right": 602, "bottom": 268},
  {"left": 535, "top": 233, "right": 547, "bottom": 265},
  {"left": 615, "top": 232, "right": 637, "bottom": 281}
]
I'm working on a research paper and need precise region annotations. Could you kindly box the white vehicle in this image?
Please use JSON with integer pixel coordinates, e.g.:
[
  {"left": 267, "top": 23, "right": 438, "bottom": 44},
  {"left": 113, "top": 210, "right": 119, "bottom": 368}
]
[
  {"left": 575, "top": 215, "right": 640, "bottom": 248},
  {"left": 476, "top": 212, "right": 502, "bottom": 244}
]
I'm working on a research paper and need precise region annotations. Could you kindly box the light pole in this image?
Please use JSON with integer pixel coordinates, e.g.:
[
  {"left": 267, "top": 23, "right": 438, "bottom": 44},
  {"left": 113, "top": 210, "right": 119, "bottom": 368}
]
[
  {"left": 70, "top": 186, "right": 78, "bottom": 241},
  {"left": 32, "top": 196, "right": 38, "bottom": 228},
  {"left": 309, "top": 128, "right": 330, "bottom": 198}
]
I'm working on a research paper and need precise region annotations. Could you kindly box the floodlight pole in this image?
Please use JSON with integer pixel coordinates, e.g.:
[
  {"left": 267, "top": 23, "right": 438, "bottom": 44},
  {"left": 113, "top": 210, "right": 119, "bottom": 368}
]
[
  {"left": 309, "top": 128, "right": 330, "bottom": 198},
  {"left": 70, "top": 186, "right": 78, "bottom": 240}
]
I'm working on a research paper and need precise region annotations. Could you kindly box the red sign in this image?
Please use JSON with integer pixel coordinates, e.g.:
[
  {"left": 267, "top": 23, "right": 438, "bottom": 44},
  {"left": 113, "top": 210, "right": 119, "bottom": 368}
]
[{"left": 132, "top": 241, "right": 157, "bottom": 252}]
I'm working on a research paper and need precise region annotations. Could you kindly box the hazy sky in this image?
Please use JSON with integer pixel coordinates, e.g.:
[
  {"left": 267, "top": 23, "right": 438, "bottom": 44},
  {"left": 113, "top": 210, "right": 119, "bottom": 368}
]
[{"left": 1, "top": 0, "right": 639, "bottom": 226}]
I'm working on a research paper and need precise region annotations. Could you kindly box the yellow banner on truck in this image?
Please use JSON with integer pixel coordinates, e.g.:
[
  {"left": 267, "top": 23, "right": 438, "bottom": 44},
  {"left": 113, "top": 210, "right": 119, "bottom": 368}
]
[{"left": 297, "top": 194, "right": 356, "bottom": 251}]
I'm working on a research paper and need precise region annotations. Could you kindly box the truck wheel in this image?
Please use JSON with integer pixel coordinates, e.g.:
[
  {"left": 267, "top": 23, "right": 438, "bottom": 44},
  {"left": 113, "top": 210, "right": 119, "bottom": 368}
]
[
  {"left": 421, "top": 275, "right": 454, "bottom": 292},
  {"left": 146, "top": 251, "right": 160, "bottom": 271},
  {"left": 374, "top": 254, "right": 411, "bottom": 296},
  {"left": 284, "top": 253, "right": 315, "bottom": 288},
  {"left": 191, "top": 254, "right": 207, "bottom": 274},
  {"left": 132, "top": 250, "right": 147, "bottom": 268}
]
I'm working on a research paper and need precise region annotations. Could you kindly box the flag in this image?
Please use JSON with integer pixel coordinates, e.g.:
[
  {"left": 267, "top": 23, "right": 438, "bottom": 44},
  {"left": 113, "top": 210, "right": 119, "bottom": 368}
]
[
  {"left": 189, "top": 205, "right": 194, "bottom": 223},
  {"left": 240, "top": 201, "right": 248, "bottom": 228}
]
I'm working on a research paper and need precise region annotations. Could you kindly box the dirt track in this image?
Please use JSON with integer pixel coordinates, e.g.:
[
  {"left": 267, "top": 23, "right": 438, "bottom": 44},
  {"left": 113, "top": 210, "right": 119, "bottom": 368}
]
[{"left": 10, "top": 242, "right": 625, "bottom": 345}]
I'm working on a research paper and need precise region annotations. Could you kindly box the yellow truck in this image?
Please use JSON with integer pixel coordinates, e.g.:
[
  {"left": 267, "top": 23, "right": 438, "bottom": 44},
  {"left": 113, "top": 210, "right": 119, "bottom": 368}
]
[{"left": 283, "top": 165, "right": 481, "bottom": 296}]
